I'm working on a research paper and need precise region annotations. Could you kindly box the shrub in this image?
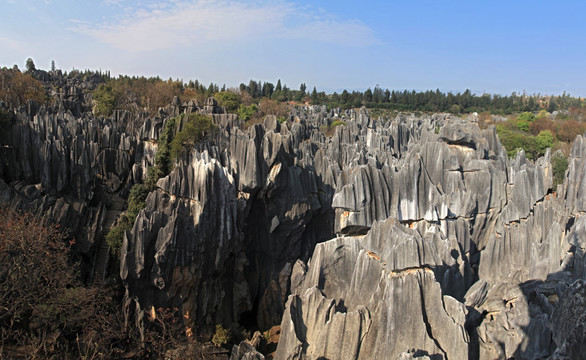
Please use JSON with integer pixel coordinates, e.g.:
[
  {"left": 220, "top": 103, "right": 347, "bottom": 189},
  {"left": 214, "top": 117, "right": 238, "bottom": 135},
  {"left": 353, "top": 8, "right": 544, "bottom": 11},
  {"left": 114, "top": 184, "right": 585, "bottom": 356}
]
[
  {"left": 106, "top": 214, "right": 131, "bottom": 255},
  {"left": 551, "top": 152, "right": 568, "bottom": 189},
  {"left": 331, "top": 119, "right": 346, "bottom": 128},
  {"left": 536, "top": 130, "right": 554, "bottom": 153},
  {"left": 259, "top": 98, "right": 289, "bottom": 118},
  {"left": 128, "top": 183, "right": 149, "bottom": 219},
  {"left": 497, "top": 120, "right": 555, "bottom": 160},
  {"left": 212, "top": 324, "right": 231, "bottom": 347},
  {"left": 320, "top": 120, "right": 346, "bottom": 137},
  {"left": 92, "top": 83, "right": 120, "bottom": 116},
  {"left": 536, "top": 109, "right": 549, "bottom": 119},
  {"left": 496, "top": 124, "right": 539, "bottom": 159},
  {"left": 0, "top": 68, "right": 46, "bottom": 107},
  {"left": 516, "top": 120, "right": 530, "bottom": 132},
  {"left": 529, "top": 116, "right": 555, "bottom": 135},
  {"left": 557, "top": 120, "right": 586, "bottom": 142},
  {"left": 517, "top": 111, "right": 536, "bottom": 122},
  {"left": 169, "top": 113, "right": 218, "bottom": 159},
  {"left": 237, "top": 104, "right": 258, "bottom": 121},
  {"left": 215, "top": 91, "right": 241, "bottom": 112},
  {"left": 0, "top": 209, "right": 122, "bottom": 358}
]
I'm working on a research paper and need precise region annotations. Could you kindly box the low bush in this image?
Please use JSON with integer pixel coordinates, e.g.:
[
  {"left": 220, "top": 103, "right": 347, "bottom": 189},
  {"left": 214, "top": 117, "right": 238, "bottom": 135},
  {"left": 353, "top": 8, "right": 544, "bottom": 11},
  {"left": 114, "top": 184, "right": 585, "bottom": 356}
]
[
  {"left": 320, "top": 119, "right": 347, "bottom": 137},
  {"left": 551, "top": 152, "right": 569, "bottom": 189},
  {"left": 169, "top": 113, "right": 218, "bottom": 159},
  {"left": 212, "top": 324, "right": 231, "bottom": 347},
  {"left": 517, "top": 111, "right": 536, "bottom": 122},
  {"left": 128, "top": 183, "right": 149, "bottom": 219},
  {"left": 0, "top": 209, "right": 123, "bottom": 358},
  {"left": 215, "top": 91, "right": 241, "bottom": 112},
  {"left": 106, "top": 214, "right": 131, "bottom": 255},
  {"left": 237, "top": 104, "right": 259, "bottom": 121}
]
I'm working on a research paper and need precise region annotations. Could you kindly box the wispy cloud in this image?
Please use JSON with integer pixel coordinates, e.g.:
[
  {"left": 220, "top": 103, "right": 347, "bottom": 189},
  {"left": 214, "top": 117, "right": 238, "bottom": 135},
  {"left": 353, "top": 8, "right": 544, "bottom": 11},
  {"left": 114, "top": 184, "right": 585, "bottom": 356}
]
[
  {"left": 0, "top": 36, "right": 27, "bottom": 53},
  {"left": 102, "top": 0, "right": 122, "bottom": 6},
  {"left": 283, "top": 19, "right": 378, "bottom": 46},
  {"left": 70, "top": 0, "right": 378, "bottom": 52}
]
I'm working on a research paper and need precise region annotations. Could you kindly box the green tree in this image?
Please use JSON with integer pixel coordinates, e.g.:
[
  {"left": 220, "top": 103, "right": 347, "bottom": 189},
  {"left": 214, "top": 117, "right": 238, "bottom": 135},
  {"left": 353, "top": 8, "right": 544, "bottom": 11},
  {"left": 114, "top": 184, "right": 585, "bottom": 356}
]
[
  {"left": 128, "top": 183, "right": 150, "bottom": 219},
  {"left": 548, "top": 99, "right": 558, "bottom": 113},
  {"left": 516, "top": 120, "right": 530, "bottom": 132},
  {"left": 170, "top": 113, "right": 218, "bottom": 159},
  {"left": 237, "top": 104, "right": 258, "bottom": 121},
  {"left": 364, "top": 88, "right": 373, "bottom": 102},
  {"left": 311, "top": 86, "right": 318, "bottom": 103},
  {"left": 25, "top": 57, "right": 35, "bottom": 72},
  {"left": 341, "top": 90, "right": 350, "bottom": 104},
  {"left": 536, "top": 130, "right": 554, "bottom": 153},
  {"left": 92, "top": 83, "right": 119, "bottom": 116},
  {"left": 551, "top": 152, "right": 568, "bottom": 189},
  {"left": 517, "top": 112, "right": 535, "bottom": 122},
  {"left": 299, "top": 83, "right": 307, "bottom": 96},
  {"left": 215, "top": 91, "right": 242, "bottom": 112}
]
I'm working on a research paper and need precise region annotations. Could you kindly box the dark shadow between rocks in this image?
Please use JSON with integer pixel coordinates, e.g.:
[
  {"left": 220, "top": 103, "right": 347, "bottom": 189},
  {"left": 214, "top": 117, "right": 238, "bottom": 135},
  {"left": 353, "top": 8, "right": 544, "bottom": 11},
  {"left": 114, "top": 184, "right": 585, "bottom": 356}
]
[{"left": 464, "top": 307, "right": 486, "bottom": 360}]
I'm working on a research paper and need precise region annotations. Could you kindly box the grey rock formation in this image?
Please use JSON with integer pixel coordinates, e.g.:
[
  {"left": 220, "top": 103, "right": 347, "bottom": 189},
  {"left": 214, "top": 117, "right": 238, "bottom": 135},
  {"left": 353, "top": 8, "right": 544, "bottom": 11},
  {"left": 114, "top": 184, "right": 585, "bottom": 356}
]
[
  {"left": 3, "top": 73, "right": 586, "bottom": 359},
  {"left": 548, "top": 279, "right": 586, "bottom": 360},
  {"left": 230, "top": 341, "right": 265, "bottom": 360},
  {"left": 275, "top": 218, "right": 469, "bottom": 360},
  {"left": 121, "top": 151, "right": 246, "bottom": 328}
]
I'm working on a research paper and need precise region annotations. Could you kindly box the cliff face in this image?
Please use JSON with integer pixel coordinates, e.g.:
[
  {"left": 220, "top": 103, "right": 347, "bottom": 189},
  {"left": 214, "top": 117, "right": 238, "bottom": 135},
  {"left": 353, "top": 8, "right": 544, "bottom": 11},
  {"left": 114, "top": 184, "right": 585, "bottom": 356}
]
[{"left": 1, "top": 74, "right": 585, "bottom": 359}]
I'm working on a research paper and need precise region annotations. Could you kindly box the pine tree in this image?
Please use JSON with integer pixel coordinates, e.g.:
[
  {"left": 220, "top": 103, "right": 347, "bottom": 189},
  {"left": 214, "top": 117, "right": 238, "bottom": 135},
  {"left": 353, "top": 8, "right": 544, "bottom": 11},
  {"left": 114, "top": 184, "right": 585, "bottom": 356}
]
[
  {"left": 311, "top": 86, "right": 318, "bottom": 102},
  {"left": 25, "top": 58, "right": 36, "bottom": 72},
  {"left": 299, "top": 83, "right": 307, "bottom": 95}
]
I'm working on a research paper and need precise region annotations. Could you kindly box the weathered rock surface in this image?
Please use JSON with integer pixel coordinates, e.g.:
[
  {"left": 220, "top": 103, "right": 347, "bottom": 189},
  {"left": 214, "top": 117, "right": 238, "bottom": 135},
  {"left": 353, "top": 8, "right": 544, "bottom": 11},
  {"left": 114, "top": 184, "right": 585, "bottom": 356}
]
[
  {"left": 3, "top": 72, "right": 586, "bottom": 359},
  {"left": 230, "top": 341, "right": 265, "bottom": 360},
  {"left": 548, "top": 279, "right": 586, "bottom": 360},
  {"left": 275, "top": 218, "right": 469, "bottom": 360}
]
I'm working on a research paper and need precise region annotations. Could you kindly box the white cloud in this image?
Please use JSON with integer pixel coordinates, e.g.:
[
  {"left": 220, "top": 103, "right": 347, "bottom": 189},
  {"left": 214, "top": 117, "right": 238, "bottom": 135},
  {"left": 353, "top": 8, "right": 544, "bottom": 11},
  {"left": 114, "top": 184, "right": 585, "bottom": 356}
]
[{"left": 70, "top": 0, "right": 378, "bottom": 52}]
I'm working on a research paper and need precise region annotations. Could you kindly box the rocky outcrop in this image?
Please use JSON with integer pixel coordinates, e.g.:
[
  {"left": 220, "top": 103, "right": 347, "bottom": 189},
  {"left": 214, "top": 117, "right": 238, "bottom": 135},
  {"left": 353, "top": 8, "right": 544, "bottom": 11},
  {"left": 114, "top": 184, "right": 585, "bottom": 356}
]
[
  {"left": 275, "top": 218, "right": 469, "bottom": 360},
  {"left": 3, "top": 73, "right": 586, "bottom": 359},
  {"left": 548, "top": 279, "right": 586, "bottom": 360},
  {"left": 121, "top": 151, "right": 246, "bottom": 328},
  {"left": 273, "top": 113, "right": 586, "bottom": 359}
]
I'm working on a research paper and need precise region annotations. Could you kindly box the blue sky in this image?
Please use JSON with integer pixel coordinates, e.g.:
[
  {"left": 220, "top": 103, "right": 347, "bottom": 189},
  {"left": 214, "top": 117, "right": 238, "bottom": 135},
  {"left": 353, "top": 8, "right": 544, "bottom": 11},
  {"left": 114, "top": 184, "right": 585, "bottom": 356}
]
[{"left": 2, "top": 0, "right": 585, "bottom": 96}]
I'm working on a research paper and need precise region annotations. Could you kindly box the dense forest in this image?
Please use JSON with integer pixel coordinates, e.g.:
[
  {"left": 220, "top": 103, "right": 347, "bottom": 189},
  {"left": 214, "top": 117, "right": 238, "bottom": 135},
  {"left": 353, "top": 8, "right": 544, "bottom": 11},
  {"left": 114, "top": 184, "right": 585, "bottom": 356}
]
[{"left": 3, "top": 60, "right": 583, "bottom": 118}]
